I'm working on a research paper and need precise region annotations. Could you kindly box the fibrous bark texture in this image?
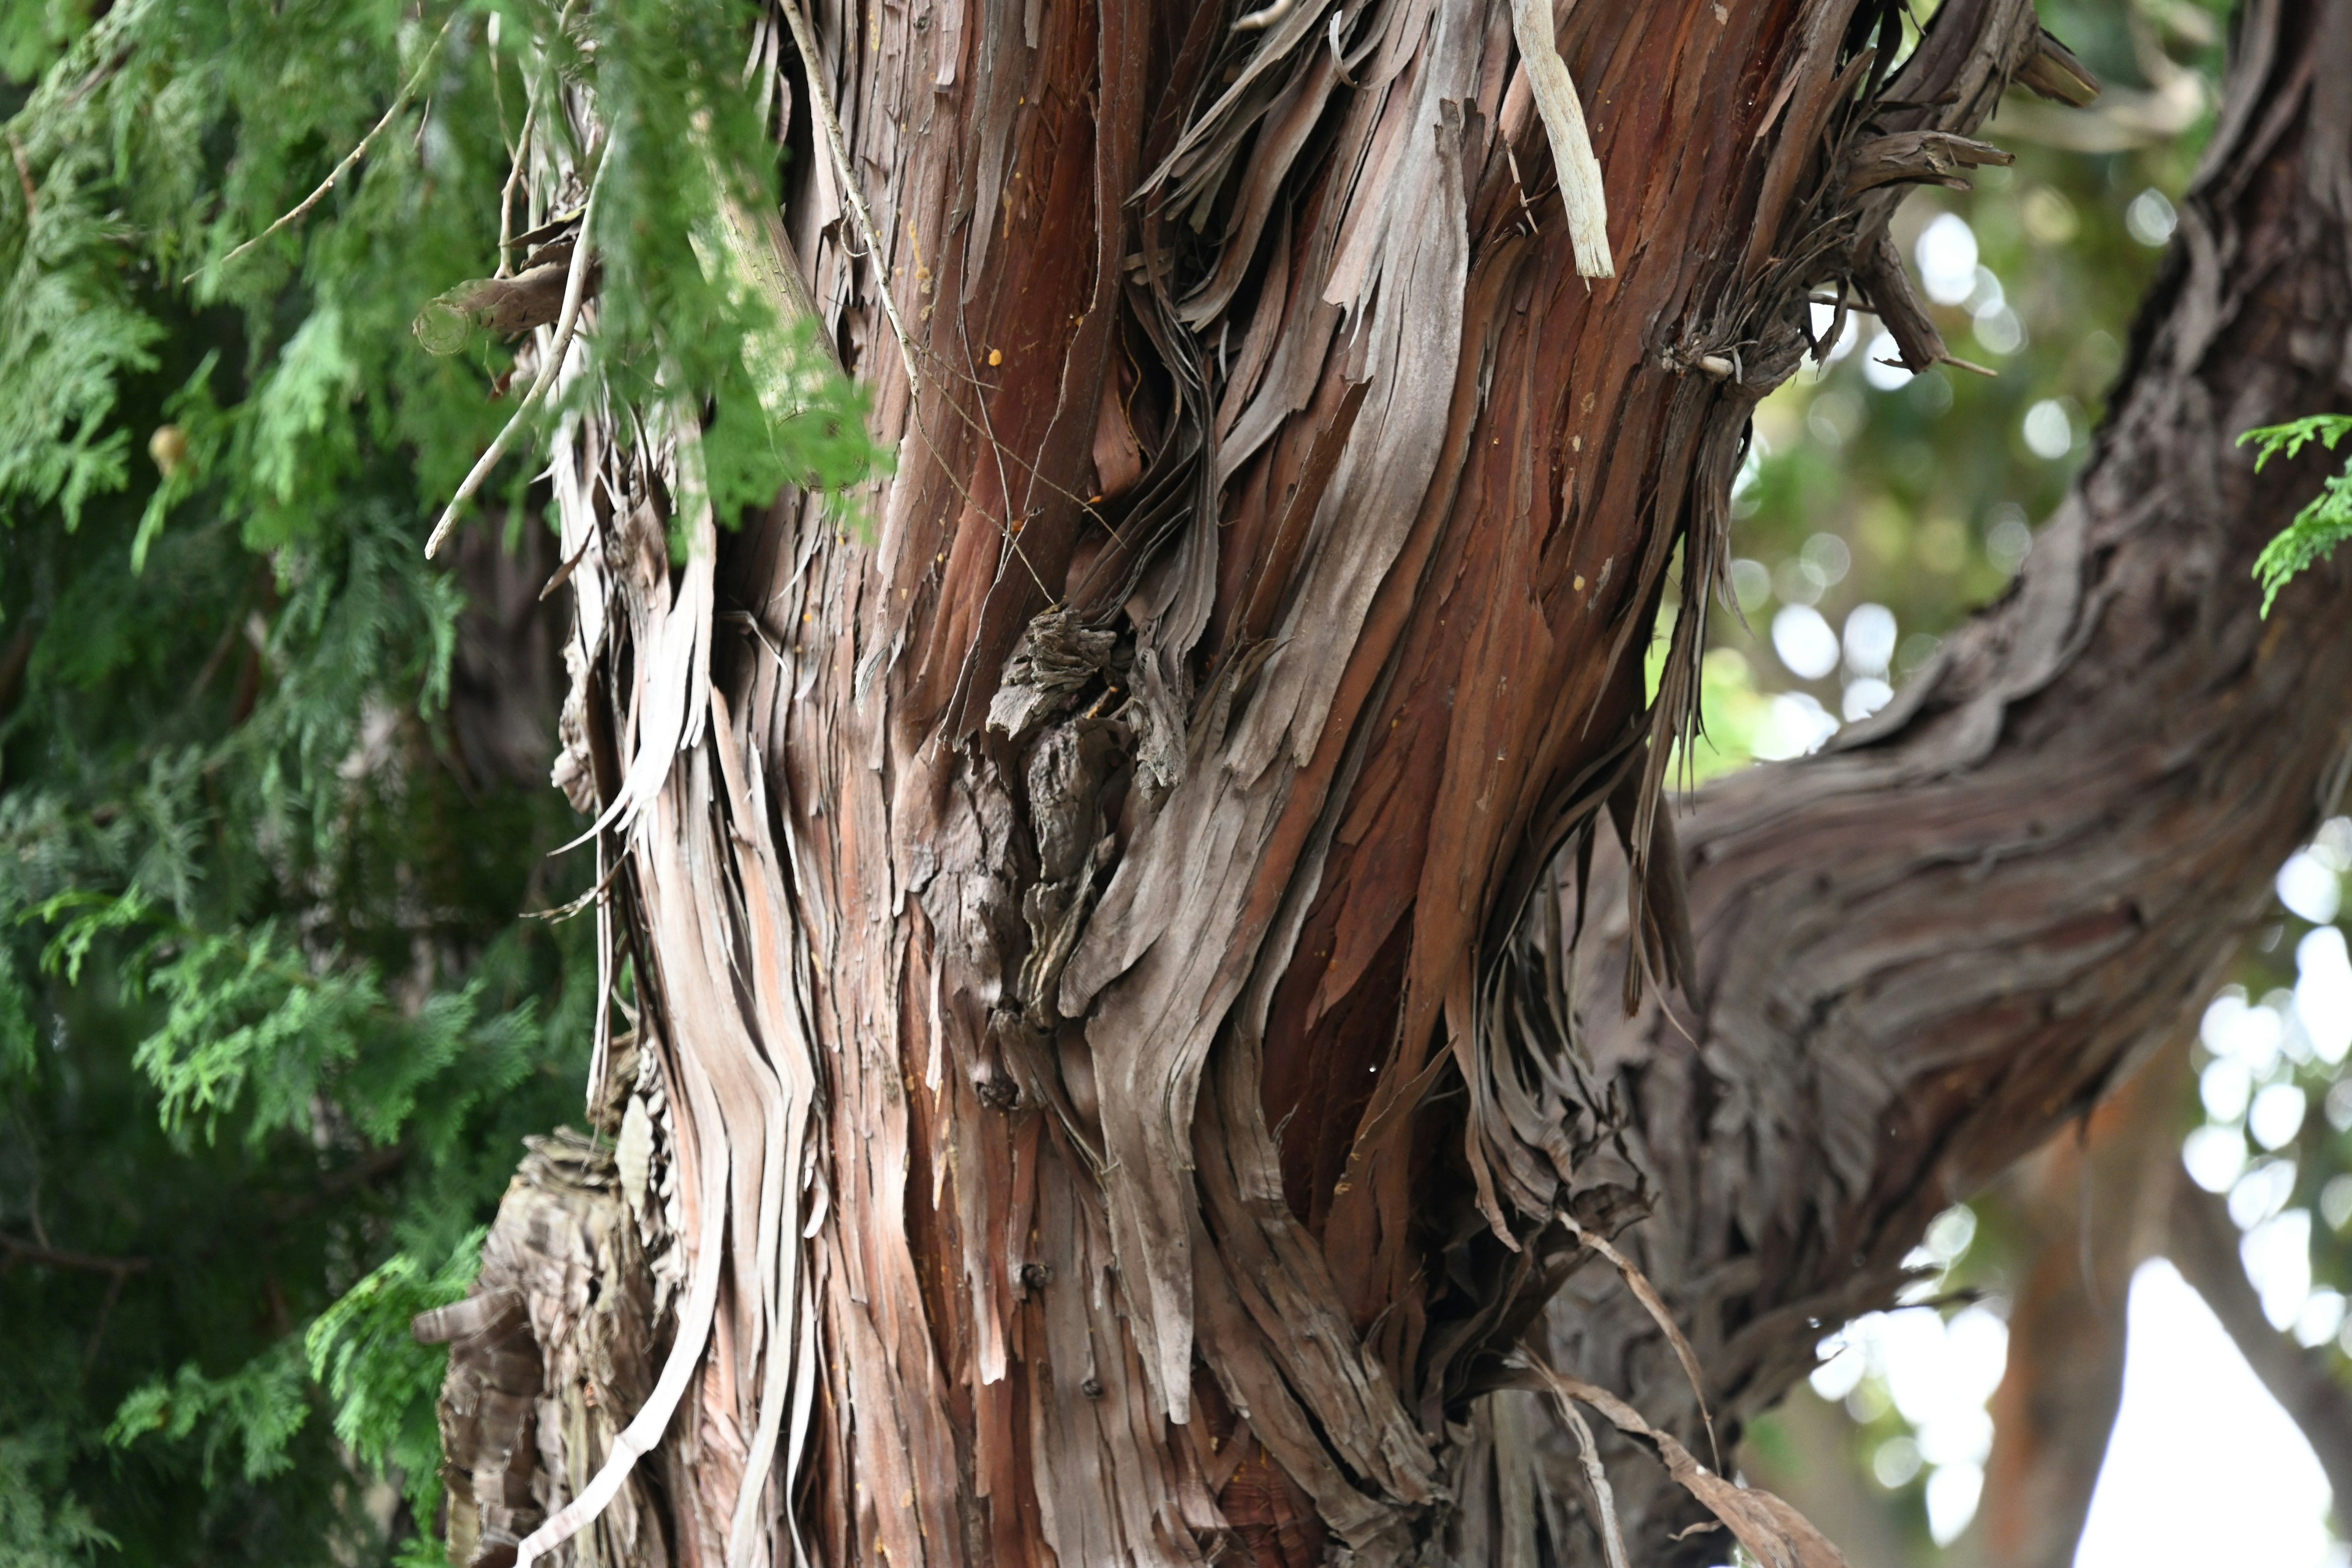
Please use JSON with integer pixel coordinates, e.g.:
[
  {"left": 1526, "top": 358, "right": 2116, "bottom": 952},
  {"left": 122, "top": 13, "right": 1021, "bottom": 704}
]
[
  {"left": 1543, "top": 1, "right": 2352, "bottom": 1557},
  {"left": 425, "top": 0, "right": 2352, "bottom": 1565}
]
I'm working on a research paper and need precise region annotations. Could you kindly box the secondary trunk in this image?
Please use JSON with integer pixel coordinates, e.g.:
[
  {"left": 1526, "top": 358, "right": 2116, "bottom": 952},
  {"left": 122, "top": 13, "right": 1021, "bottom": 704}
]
[
  {"left": 423, "top": 1, "right": 2351, "bottom": 1567},
  {"left": 1540, "top": 1, "right": 2352, "bottom": 1556}
]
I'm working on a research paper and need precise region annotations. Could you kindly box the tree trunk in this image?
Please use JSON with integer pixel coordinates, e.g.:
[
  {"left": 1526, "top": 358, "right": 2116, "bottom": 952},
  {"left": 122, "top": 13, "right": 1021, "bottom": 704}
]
[
  {"left": 2167, "top": 1152, "right": 2352, "bottom": 1532},
  {"left": 1977, "top": 1040, "right": 2183, "bottom": 1568},
  {"left": 426, "top": 2, "right": 2352, "bottom": 1567},
  {"left": 1544, "top": 0, "right": 2352, "bottom": 1556}
]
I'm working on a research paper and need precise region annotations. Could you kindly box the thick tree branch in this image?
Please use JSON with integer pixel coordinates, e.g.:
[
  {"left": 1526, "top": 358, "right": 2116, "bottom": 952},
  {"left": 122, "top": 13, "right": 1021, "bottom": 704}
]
[{"left": 1547, "top": 2, "right": 2352, "bottom": 1558}]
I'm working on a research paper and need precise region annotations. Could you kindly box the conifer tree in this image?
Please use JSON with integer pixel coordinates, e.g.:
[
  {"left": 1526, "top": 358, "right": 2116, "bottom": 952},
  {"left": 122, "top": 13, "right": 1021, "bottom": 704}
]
[{"left": 7, "top": 2, "right": 2352, "bottom": 1566}]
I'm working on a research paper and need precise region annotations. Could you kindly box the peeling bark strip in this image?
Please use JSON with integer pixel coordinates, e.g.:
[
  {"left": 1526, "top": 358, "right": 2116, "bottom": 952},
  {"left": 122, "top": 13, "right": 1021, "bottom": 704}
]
[
  {"left": 431, "top": 0, "right": 2149, "bottom": 1565},
  {"left": 1547, "top": 1, "right": 2352, "bottom": 1557}
]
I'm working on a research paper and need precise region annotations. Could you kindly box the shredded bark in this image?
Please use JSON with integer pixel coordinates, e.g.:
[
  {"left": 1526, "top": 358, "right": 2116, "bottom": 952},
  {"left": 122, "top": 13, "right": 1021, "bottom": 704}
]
[{"left": 418, "top": 0, "right": 2343, "bottom": 1564}]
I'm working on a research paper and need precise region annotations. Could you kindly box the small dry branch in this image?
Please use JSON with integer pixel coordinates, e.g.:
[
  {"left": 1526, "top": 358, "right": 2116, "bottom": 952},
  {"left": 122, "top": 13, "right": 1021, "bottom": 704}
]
[
  {"left": 1509, "top": 0, "right": 1612, "bottom": 277},
  {"left": 196, "top": 11, "right": 459, "bottom": 283},
  {"left": 1523, "top": 1355, "right": 1850, "bottom": 1568}
]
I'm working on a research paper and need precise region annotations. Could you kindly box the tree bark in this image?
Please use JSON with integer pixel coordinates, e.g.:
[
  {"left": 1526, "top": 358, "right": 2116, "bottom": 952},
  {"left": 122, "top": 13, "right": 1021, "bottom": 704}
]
[
  {"left": 428, "top": 1, "right": 2352, "bottom": 1567},
  {"left": 1545, "top": 0, "right": 2352, "bottom": 1556}
]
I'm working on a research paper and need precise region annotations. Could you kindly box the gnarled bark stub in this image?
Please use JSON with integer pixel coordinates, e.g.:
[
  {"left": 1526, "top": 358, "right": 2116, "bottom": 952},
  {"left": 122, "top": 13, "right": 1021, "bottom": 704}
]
[{"left": 415, "top": 0, "right": 2352, "bottom": 1565}]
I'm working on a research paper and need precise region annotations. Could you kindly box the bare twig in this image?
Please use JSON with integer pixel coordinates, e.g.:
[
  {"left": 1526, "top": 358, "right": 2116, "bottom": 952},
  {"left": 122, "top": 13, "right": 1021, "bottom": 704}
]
[
  {"left": 8, "top": 133, "right": 35, "bottom": 218},
  {"left": 0, "top": 1231, "right": 149, "bottom": 1276},
  {"left": 1557, "top": 1394, "right": 1633, "bottom": 1568},
  {"left": 775, "top": 0, "right": 921, "bottom": 396},
  {"left": 195, "top": 10, "right": 459, "bottom": 283},
  {"left": 423, "top": 145, "right": 609, "bottom": 559},
  {"left": 496, "top": 96, "right": 539, "bottom": 278},
  {"left": 1523, "top": 1354, "right": 1850, "bottom": 1568}
]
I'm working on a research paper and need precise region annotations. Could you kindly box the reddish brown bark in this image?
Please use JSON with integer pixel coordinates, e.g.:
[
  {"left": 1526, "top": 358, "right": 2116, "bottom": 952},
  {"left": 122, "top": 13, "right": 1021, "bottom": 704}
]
[
  {"left": 427, "top": 0, "right": 2352, "bottom": 1565},
  {"left": 641, "top": 3, "right": 2074, "bottom": 1564}
]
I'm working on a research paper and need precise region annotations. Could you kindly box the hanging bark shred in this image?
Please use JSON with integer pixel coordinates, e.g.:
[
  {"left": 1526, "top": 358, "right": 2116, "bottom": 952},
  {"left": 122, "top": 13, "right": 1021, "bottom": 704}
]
[
  {"left": 1520, "top": 1356, "right": 1848, "bottom": 1568},
  {"left": 400, "top": 0, "right": 2352, "bottom": 1564}
]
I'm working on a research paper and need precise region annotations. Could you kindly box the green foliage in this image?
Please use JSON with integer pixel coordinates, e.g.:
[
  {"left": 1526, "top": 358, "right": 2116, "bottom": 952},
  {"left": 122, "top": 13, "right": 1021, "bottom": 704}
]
[
  {"left": 0, "top": 1433, "right": 116, "bottom": 1568},
  {"left": 0, "top": 0, "right": 869, "bottom": 1558},
  {"left": 1704, "top": 0, "right": 2223, "bottom": 776},
  {"left": 105, "top": 1343, "right": 311, "bottom": 1490},
  {"left": 304, "top": 1232, "right": 485, "bottom": 1531},
  {"left": 2239, "top": 414, "right": 2352, "bottom": 614}
]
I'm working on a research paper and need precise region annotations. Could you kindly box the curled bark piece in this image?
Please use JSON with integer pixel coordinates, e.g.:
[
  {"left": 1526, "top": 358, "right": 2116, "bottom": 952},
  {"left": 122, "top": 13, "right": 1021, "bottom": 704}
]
[
  {"left": 510, "top": 1055, "right": 731, "bottom": 1568},
  {"left": 1509, "top": 0, "right": 1612, "bottom": 278},
  {"left": 429, "top": 1133, "right": 670, "bottom": 1568},
  {"left": 1841, "top": 130, "right": 2014, "bottom": 196}
]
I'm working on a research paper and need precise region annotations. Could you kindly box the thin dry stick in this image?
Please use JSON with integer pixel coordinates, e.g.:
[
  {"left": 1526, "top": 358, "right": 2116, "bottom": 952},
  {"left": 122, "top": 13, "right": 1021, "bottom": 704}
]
[
  {"left": 196, "top": 11, "right": 459, "bottom": 282},
  {"left": 1508, "top": 0, "right": 1611, "bottom": 277},
  {"left": 9, "top": 133, "right": 36, "bottom": 218},
  {"left": 775, "top": 0, "right": 921, "bottom": 395},
  {"left": 496, "top": 95, "right": 539, "bottom": 277},
  {"left": 1559, "top": 1210, "right": 1722, "bottom": 1471},
  {"left": 1553, "top": 1384, "right": 1634, "bottom": 1568},
  {"left": 423, "top": 147, "right": 609, "bottom": 559}
]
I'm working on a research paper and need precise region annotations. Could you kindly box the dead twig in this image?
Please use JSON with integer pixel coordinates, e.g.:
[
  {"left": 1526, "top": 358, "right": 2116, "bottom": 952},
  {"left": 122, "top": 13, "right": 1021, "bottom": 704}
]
[
  {"left": 196, "top": 10, "right": 459, "bottom": 283},
  {"left": 424, "top": 144, "right": 609, "bottom": 559},
  {"left": 0, "top": 1231, "right": 151, "bottom": 1276},
  {"left": 1521, "top": 1353, "right": 1851, "bottom": 1568},
  {"left": 8, "top": 133, "right": 36, "bottom": 218},
  {"left": 1557, "top": 1394, "right": 1633, "bottom": 1568},
  {"left": 1558, "top": 1209, "right": 1721, "bottom": 1471}
]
